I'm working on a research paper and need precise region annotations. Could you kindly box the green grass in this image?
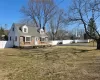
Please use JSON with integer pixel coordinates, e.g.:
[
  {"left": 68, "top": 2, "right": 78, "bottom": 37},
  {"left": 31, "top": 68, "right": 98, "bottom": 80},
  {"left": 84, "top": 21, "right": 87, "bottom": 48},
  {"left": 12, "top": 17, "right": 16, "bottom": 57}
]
[{"left": 0, "top": 46, "right": 100, "bottom": 80}]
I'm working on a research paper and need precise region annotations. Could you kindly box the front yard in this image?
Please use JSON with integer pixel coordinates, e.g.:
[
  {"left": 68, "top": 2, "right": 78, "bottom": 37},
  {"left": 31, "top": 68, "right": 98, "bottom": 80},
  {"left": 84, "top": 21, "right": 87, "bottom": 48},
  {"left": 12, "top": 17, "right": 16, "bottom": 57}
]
[{"left": 0, "top": 46, "right": 100, "bottom": 80}]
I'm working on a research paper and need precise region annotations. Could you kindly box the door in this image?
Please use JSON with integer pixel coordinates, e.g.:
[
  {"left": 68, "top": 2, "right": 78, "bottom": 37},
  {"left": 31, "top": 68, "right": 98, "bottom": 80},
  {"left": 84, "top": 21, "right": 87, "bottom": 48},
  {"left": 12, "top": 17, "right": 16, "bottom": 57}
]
[
  {"left": 35, "top": 37, "right": 38, "bottom": 45},
  {"left": 20, "top": 36, "right": 24, "bottom": 46}
]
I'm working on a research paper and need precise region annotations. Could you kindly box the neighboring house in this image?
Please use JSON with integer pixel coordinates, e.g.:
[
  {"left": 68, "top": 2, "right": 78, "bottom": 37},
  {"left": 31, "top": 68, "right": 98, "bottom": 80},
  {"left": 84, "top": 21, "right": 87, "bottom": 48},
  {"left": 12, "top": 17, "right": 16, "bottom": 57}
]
[{"left": 8, "top": 23, "right": 48, "bottom": 47}]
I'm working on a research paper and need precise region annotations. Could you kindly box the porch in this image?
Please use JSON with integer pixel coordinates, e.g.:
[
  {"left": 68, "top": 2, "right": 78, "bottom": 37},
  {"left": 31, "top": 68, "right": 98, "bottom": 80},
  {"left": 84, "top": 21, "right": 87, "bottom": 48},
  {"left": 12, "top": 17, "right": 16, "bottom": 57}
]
[
  {"left": 19, "top": 36, "right": 36, "bottom": 46},
  {"left": 19, "top": 36, "right": 48, "bottom": 46}
]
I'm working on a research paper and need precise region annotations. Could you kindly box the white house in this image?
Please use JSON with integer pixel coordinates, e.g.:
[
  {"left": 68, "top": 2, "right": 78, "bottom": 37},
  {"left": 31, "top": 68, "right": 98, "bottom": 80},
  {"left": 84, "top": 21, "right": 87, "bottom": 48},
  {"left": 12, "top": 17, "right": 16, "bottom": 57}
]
[{"left": 8, "top": 23, "right": 48, "bottom": 47}]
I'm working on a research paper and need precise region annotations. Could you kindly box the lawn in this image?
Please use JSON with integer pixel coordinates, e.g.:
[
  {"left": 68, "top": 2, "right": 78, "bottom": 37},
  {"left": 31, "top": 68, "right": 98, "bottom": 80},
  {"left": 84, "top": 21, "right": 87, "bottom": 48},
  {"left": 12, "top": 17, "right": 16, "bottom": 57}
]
[{"left": 0, "top": 46, "right": 100, "bottom": 80}]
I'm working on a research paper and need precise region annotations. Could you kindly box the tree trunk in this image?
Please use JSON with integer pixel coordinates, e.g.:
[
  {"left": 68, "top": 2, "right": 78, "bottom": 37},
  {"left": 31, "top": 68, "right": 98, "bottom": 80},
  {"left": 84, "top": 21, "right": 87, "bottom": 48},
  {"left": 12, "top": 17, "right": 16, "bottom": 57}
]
[
  {"left": 52, "top": 35, "right": 55, "bottom": 40},
  {"left": 97, "top": 39, "right": 100, "bottom": 49}
]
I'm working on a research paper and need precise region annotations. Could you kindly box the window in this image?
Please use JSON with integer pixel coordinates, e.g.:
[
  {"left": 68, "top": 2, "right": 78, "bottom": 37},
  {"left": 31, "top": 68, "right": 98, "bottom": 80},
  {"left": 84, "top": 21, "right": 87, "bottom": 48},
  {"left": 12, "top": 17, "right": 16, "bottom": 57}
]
[
  {"left": 23, "top": 27, "right": 28, "bottom": 33},
  {"left": 12, "top": 28, "right": 14, "bottom": 31},
  {"left": 24, "top": 28, "right": 27, "bottom": 32},
  {"left": 15, "top": 36, "right": 17, "bottom": 41},
  {"left": 9, "top": 36, "right": 11, "bottom": 41},
  {"left": 40, "top": 38, "right": 45, "bottom": 41},
  {"left": 22, "top": 25, "right": 28, "bottom": 33},
  {"left": 25, "top": 37, "right": 31, "bottom": 42}
]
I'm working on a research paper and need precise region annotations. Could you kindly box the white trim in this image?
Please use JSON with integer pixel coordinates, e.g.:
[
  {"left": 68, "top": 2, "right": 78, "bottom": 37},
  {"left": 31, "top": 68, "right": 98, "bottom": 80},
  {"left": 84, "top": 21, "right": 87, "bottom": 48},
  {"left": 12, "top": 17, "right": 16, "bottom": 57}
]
[
  {"left": 23, "top": 28, "right": 28, "bottom": 33},
  {"left": 24, "top": 35, "right": 31, "bottom": 37},
  {"left": 25, "top": 36, "right": 31, "bottom": 42},
  {"left": 22, "top": 25, "right": 28, "bottom": 33}
]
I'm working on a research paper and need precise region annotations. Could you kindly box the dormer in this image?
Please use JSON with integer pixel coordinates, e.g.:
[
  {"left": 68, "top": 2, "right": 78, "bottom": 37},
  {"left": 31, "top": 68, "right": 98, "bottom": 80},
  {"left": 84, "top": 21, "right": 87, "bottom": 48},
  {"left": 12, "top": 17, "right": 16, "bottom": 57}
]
[
  {"left": 22, "top": 25, "right": 28, "bottom": 33},
  {"left": 40, "top": 28, "right": 44, "bottom": 34}
]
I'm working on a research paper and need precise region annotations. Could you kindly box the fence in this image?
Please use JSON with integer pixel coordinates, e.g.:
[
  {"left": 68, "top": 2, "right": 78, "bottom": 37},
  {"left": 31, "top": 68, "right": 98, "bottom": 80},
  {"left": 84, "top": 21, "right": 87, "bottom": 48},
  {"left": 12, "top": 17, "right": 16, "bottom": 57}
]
[
  {"left": 74, "top": 40, "right": 90, "bottom": 43},
  {"left": 49, "top": 40, "right": 90, "bottom": 45},
  {"left": 0, "top": 41, "right": 13, "bottom": 49},
  {"left": 0, "top": 40, "right": 90, "bottom": 48}
]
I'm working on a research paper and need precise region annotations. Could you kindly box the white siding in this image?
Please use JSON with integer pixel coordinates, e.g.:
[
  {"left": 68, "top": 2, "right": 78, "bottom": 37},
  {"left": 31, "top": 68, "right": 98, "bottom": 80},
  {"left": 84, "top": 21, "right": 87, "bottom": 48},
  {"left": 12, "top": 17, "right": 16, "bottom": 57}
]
[
  {"left": 8, "top": 25, "right": 15, "bottom": 42},
  {"left": 8, "top": 24, "right": 19, "bottom": 47},
  {"left": 14, "top": 27, "right": 19, "bottom": 46}
]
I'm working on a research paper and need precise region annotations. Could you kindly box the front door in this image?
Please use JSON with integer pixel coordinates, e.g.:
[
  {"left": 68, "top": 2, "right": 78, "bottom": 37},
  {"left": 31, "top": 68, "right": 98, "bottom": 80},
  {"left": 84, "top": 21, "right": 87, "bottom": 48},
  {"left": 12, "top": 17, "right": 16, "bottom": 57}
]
[
  {"left": 35, "top": 37, "right": 38, "bottom": 45},
  {"left": 20, "top": 36, "right": 24, "bottom": 46}
]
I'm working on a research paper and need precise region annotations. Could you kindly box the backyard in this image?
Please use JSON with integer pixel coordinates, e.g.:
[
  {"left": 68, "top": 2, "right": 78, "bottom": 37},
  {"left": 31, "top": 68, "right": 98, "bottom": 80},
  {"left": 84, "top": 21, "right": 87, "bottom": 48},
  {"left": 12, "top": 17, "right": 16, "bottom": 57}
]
[{"left": 0, "top": 45, "right": 100, "bottom": 80}]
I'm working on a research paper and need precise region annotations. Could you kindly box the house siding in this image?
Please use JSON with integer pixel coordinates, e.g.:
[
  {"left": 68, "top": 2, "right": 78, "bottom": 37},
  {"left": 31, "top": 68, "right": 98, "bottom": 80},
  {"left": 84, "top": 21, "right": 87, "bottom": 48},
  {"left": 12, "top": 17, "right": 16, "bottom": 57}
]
[
  {"left": 14, "top": 26, "right": 19, "bottom": 46},
  {"left": 8, "top": 25, "right": 15, "bottom": 47},
  {"left": 8, "top": 24, "right": 19, "bottom": 47}
]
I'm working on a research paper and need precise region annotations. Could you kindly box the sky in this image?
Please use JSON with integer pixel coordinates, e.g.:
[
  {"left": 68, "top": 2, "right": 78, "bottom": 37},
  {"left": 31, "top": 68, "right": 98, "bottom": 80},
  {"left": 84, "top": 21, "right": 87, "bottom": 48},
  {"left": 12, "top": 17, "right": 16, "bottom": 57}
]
[
  {"left": 0, "top": 0, "right": 71, "bottom": 29},
  {"left": 0, "top": 0, "right": 28, "bottom": 29},
  {"left": 1, "top": 0, "right": 100, "bottom": 32}
]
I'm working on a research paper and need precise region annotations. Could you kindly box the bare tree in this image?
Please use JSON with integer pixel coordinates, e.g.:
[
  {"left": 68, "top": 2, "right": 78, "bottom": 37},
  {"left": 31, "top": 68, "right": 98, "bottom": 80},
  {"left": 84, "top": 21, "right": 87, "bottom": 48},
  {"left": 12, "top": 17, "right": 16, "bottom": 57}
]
[
  {"left": 48, "top": 10, "right": 66, "bottom": 40},
  {"left": 56, "top": 29, "right": 68, "bottom": 40},
  {"left": 66, "top": 0, "right": 100, "bottom": 49},
  {"left": 20, "top": 0, "right": 56, "bottom": 29},
  {"left": 71, "top": 27, "right": 85, "bottom": 39},
  {"left": 19, "top": 18, "right": 35, "bottom": 26}
]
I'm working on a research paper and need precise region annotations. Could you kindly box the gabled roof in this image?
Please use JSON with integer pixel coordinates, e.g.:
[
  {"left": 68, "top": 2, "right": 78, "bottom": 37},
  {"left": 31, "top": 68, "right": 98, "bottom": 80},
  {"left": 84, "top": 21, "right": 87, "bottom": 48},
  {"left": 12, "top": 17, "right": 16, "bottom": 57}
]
[
  {"left": 40, "top": 33, "right": 48, "bottom": 38},
  {"left": 13, "top": 23, "right": 41, "bottom": 37}
]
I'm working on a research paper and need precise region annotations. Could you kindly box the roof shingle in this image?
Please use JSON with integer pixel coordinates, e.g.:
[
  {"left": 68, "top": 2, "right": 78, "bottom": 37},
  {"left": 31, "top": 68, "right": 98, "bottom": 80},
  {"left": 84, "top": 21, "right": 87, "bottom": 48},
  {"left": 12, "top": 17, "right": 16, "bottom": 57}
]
[{"left": 14, "top": 23, "right": 41, "bottom": 37}]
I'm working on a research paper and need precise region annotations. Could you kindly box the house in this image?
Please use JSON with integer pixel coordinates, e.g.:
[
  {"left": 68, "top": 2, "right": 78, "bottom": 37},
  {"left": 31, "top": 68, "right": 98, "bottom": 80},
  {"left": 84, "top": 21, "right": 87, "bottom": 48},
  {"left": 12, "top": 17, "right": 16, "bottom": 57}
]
[{"left": 8, "top": 23, "right": 48, "bottom": 47}]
